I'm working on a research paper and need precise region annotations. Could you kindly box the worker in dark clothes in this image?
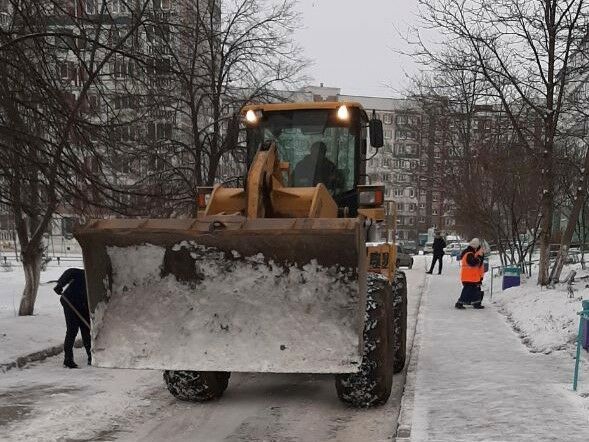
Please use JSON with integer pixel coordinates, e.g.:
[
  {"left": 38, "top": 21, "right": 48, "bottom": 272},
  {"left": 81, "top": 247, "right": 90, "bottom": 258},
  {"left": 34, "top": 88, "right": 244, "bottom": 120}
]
[
  {"left": 426, "top": 231, "right": 447, "bottom": 275},
  {"left": 292, "top": 141, "right": 338, "bottom": 190},
  {"left": 455, "top": 238, "right": 485, "bottom": 309},
  {"left": 54, "top": 268, "right": 91, "bottom": 368}
]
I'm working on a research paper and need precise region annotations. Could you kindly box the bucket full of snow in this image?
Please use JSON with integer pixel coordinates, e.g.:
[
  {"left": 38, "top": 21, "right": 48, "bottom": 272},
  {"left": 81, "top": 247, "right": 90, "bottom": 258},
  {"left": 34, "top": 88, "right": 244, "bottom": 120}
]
[
  {"left": 74, "top": 217, "right": 367, "bottom": 374},
  {"left": 502, "top": 266, "right": 521, "bottom": 290}
]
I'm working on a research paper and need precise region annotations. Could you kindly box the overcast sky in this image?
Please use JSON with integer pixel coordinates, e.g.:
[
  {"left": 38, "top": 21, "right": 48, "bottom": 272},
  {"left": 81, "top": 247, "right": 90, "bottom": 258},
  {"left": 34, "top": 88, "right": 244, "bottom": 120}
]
[{"left": 293, "top": 0, "right": 421, "bottom": 98}]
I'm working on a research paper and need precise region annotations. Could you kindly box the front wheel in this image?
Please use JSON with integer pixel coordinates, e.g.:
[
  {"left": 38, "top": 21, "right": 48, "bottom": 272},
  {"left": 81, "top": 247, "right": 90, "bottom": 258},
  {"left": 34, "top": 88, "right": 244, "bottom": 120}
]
[
  {"left": 163, "top": 370, "right": 231, "bottom": 402},
  {"left": 335, "top": 273, "right": 393, "bottom": 407}
]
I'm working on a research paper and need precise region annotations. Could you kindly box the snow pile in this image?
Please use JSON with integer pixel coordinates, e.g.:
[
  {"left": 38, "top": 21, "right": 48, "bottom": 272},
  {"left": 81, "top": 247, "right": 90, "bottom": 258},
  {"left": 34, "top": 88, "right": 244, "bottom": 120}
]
[
  {"left": 92, "top": 242, "right": 364, "bottom": 373},
  {"left": 109, "top": 243, "right": 166, "bottom": 290},
  {"left": 494, "top": 273, "right": 589, "bottom": 355}
]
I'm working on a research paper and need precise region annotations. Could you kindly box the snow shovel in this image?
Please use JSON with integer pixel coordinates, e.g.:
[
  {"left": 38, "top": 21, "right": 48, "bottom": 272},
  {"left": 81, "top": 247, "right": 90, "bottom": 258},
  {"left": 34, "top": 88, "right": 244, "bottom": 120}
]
[{"left": 60, "top": 295, "right": 91, "bottom": 330}]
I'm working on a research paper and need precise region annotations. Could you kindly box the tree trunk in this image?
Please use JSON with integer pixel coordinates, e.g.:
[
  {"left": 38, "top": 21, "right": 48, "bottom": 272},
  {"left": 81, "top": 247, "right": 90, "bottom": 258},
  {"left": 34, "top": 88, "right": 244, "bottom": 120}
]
[
  {"left": 18, "top": 250, "right": 43, "bottom": 316},
  {"left": 537, "top": 192, "right": 554, "bottom": 285},
  {"left": 549, "top": 149, "right": 589, "bottom": 282}
]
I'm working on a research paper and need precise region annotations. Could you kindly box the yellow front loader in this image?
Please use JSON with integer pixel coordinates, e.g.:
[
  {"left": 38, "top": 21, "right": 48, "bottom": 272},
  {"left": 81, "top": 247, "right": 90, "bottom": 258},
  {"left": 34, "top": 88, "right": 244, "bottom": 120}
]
[{"left": 75, "top": 102, "right": 408, "bottom": 407}]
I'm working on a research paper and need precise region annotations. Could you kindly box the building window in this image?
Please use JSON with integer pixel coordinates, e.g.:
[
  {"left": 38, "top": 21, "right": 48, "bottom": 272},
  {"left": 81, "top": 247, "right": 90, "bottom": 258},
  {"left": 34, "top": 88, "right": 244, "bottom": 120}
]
[
  {"left": 110, "top": 0, "right": 126, "bottom": 13},
  {"left": 419, "top": 202, "right": 425, "bottom": 209},
  {"left": 58, "top": 61, "right": 76, "bottom": 81},
  {"left": 419, "top": 217, "right": 426, "bottom": 224},
  {"left": 432, "top": 208, "right": 439, "bottom": 215},
  {"left": 384, "top": 130, "right": 393, "bottom": 140},
  {"left": 409, "top": 115, "right": 421, "bottom": 125},
  {"left": 147, "top": 122, "right": 173, "bottom": 140},
  {"left": 394, "top": 188, "right": 403, "bottom": 197},
  {"left": 88, "top": 94, "right": 99, "bottom": 111},
  {"left": 397, "top": 203, "right": 403, "bottom": 211},
  {"left": 407, "top": 217, "right": 414, "bottom": 225},
  {"left": 85, "top": 0, "right": 98, "bottom": 14},
  {"left": 408, "top": 188, "right": 415, "bottom": 198},
  {"left": 383, "top": 113, "right": 392, "bottom": 125},
  {"left": 153, "top": 0, "right": 172, "bottom": 10}
]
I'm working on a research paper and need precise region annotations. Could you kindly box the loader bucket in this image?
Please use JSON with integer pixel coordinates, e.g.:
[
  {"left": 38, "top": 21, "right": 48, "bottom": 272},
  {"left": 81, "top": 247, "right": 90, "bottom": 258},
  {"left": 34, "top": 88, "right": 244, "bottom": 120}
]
[{"left": 74, "top": 217, "right": 367, "bottom": 374}]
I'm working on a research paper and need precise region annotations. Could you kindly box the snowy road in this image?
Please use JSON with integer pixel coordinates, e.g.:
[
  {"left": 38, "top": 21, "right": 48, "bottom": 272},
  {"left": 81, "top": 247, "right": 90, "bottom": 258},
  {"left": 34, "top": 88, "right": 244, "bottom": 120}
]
[{"left": 0, "top": 260, "right": 426, "bottom": 441}]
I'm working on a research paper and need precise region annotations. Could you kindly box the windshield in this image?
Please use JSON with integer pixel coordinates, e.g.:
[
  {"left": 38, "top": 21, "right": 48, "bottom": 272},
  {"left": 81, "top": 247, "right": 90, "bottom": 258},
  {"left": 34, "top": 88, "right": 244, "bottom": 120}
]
[{"left": 246, "top": 109, "right": 358, "bottom": 196}]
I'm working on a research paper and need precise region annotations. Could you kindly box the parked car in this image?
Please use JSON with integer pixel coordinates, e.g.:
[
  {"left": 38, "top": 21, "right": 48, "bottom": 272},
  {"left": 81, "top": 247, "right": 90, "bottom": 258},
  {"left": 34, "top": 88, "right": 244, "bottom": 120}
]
[
  {"left": 401, "top": 241, "right": 418, "bottom": 255},
  {"left": 444, "top": 242, "right": 469, "bottom": 257},
  {"left": 423, "top": 241, "right": 433, "bottom": 255},
  {"left": 396, "top": 244, "right": 414, "bottom": 269}
]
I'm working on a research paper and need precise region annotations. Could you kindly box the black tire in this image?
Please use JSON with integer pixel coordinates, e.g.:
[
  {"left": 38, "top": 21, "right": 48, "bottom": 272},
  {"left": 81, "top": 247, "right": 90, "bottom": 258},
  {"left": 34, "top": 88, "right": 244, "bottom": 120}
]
[
  {"left": 335, "top": 274, "right": 393, "bottom": 407},
  {"left": 392, "top": 271, "right": 408, "bottom": 374},
  {"left": 163, "top": 370, "right": 231, "bottom": 402}
]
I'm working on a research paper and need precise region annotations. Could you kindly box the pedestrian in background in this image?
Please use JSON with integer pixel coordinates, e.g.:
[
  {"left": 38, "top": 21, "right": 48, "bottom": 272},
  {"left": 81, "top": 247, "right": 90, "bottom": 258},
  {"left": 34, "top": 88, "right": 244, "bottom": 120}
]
[
  {"left": 455, "top": 238, "right": 485, "bottom": 309},
  {"left": 426, "top": 231, "right": 446, "bottom": 275},
  {"left": 54, "top": 268, "right": 91, "bottom": 368}
]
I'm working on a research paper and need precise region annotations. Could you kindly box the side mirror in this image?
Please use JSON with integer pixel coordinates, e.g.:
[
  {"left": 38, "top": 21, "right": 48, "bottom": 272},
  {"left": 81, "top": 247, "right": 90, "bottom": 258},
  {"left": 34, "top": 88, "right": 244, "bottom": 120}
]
[{"left": 369, "top": 119, "right": 384, "bottom": 148}]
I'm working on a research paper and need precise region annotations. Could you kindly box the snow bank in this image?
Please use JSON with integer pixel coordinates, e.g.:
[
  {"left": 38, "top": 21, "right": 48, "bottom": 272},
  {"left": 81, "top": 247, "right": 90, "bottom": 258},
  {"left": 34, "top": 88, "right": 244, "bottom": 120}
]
[{"left": 494, "top": 269, "right": 589, "bottom": 355}]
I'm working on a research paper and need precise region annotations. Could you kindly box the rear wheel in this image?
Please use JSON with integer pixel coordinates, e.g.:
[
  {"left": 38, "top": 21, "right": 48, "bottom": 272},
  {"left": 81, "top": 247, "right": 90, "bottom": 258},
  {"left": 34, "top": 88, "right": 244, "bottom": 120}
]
[
  {"left": 163, "top": 370, "right": 231, "bottom": 402},
  {"left": 392, "top": 271, "right": 408, "bottom": 373},
  {"left": 335, "top": 273, "right": 393, "bottom": 407}
]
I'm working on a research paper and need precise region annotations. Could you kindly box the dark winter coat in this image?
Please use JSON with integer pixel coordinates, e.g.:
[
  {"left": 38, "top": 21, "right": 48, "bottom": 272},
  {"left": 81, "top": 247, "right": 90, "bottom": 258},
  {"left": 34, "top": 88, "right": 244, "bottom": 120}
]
[
  {"left": 54, "top": 268, "right": 88, "bottom": 312},
  {"left": 432, "top": 237, "right": 447, "bottom": 256}
]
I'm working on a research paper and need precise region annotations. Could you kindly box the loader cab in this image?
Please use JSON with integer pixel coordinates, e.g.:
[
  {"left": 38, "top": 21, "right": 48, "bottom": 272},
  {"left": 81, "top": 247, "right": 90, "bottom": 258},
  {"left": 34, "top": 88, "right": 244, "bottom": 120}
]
[{"left": 244, "top": 102, "right": 372, "bottom": 216}]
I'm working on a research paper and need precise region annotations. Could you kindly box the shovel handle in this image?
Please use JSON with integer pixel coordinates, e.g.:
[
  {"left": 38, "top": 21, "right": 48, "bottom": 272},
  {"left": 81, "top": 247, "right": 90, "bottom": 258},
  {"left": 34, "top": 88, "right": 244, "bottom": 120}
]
[{"left": 61, "top": 295, "right": 91, "bottom": 330}]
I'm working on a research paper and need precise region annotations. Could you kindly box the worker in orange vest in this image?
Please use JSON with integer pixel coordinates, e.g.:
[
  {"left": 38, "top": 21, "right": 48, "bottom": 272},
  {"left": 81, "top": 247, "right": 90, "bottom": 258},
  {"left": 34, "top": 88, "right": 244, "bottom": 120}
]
[{"left": 455, "top": 238, "right": 485, "bottom": 309}]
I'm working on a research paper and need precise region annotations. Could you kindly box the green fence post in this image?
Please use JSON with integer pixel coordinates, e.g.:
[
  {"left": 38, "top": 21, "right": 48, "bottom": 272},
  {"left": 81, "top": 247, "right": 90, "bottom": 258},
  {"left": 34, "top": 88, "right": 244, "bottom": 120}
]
[{"left": 573, "top": 300, "right": 589, "bottom": 391}]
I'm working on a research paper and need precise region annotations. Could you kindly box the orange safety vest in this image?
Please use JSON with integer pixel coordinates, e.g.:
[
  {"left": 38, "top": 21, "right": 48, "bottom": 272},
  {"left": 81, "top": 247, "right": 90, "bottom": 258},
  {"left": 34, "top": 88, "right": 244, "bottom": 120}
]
[{"left": 461, "top": 252, "right": 482, "bottom": 283}]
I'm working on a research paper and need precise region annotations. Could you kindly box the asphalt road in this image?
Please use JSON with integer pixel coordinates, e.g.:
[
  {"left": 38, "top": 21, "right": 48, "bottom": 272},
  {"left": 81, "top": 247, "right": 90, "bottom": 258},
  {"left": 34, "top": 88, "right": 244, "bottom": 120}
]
[{"left": 0, "top": 258, "right": 426, "bottom": 442}]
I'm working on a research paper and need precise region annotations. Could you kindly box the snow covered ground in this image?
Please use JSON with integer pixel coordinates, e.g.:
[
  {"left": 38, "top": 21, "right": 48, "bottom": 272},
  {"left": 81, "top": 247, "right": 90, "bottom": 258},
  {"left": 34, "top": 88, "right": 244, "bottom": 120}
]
[
  {"left": 493, "top": 267, "right": 589, "bottom": 356},
  {"left": 0, "top": 259, "right": 83, "bottom": 366},
  {"left": 407, "top": 257, "right": 589, "bottom": 441},
  {"left": 5, "top": 253, "right": 589, "bottom": 441},
  {"left": 0, "top": 257, "right": 426, "bottom": 441}
]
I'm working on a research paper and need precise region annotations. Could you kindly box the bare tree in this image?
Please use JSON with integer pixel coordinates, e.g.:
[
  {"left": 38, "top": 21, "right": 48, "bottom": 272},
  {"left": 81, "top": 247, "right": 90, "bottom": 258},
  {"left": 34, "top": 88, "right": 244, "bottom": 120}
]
[
  {"left": 412, "top": 0, "right": 589, "bottom": 285},
  {"left": 129, "top": 0, "right": 307, "bottom": 214},
  {"left": 408, "top": 59, "right": 543, "bottom": 270},
  {"left": 0, "top": 0, "right": 152, "bottom": 315}
]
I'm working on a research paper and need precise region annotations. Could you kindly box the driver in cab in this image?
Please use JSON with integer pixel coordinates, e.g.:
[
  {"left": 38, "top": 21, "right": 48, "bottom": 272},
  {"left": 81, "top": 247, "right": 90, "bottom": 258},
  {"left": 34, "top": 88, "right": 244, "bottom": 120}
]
[{"left": 292, "top": 141, "right": 338, "bottom": 189}]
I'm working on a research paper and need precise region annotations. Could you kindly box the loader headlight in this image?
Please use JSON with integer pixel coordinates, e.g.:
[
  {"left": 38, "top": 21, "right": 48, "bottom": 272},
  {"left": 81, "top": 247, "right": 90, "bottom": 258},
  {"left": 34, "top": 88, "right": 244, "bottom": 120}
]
[
  {"left": 245, "top": 109, "right": 260, "bottom": 125},
  {"left": 337, "top": 105, "right": 350, "bottom": 121}
]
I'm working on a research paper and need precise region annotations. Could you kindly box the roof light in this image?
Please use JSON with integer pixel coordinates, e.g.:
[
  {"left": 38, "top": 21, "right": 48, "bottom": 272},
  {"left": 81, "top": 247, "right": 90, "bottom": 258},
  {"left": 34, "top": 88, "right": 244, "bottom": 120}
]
[
  {"left": 245, "top": 109, "right": 259, "bottom": 124},
  {"left": 337, "top": 105, "right": 350, "bottom": 121}
]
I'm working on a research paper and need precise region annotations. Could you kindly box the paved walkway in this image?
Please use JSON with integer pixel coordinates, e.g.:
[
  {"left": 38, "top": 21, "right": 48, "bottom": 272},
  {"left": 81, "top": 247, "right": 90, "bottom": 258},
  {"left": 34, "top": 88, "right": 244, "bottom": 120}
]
[{"left": 408, "top": 258, "right": 589, "bottom": 441}]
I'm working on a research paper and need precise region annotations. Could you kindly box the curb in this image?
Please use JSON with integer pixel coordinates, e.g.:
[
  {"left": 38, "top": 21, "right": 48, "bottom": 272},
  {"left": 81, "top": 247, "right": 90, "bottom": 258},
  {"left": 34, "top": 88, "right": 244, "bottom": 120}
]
[
  {"left": 0, "top": 339, "right": 83, "bottom": 373},
  {"left": 395, "top": 274, "right": 429, "bottom": 441}
]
